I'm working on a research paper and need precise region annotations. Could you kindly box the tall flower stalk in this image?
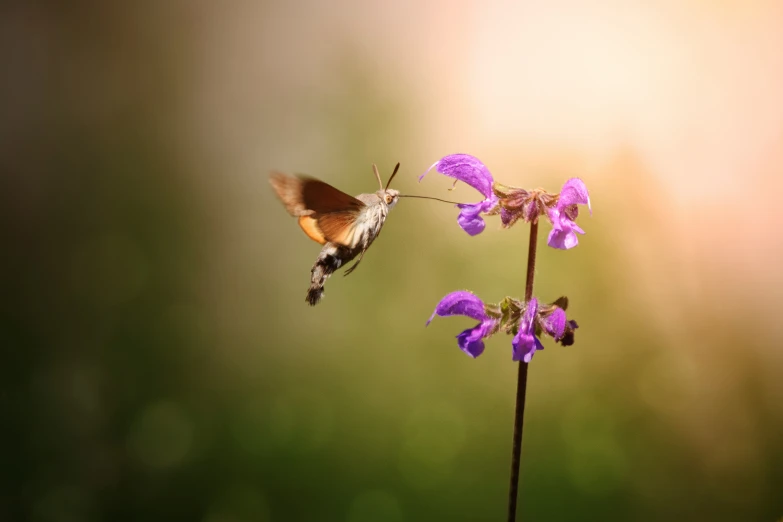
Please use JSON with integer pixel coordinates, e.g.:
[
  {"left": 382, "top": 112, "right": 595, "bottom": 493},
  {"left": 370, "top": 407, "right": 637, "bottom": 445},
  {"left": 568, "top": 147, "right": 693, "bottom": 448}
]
[
  {"left": 422, "top": 154, "right": 588, "bottom": 521},
  {"left": 507, "top": 218, "right": 538, "bottom": 521}
]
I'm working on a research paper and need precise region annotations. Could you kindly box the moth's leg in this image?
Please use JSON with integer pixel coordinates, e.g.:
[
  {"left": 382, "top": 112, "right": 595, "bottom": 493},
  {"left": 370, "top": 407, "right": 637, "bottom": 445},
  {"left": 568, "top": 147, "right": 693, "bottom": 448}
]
[{"left": 342, "top": 248, "right": 367, "bottom": 276}]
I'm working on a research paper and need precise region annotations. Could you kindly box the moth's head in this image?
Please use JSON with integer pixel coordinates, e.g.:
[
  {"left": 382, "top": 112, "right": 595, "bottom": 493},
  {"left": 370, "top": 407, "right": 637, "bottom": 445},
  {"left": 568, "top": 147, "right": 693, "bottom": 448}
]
[
  {"left": 380, "top": 188, "right": 400, "bottom": 208},
  {"left": 372, "top": 162, "right": 401, "bottom": 209}
]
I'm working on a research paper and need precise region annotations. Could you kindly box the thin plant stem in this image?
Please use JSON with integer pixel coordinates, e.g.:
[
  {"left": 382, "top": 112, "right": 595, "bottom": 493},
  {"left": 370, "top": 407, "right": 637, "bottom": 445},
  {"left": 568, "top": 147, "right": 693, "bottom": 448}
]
[{"left": 506, "top": 219, "right": 538, "bottom": 521}]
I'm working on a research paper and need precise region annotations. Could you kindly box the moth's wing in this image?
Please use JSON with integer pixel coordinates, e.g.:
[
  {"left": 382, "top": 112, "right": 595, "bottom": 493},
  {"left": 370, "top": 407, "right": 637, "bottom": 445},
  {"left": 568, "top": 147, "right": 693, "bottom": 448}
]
[
  {"left": 296, "top": 211, "right": 361, "bottom": 246},
  {"left": 300, "top": 178, "right": 365, "bottom": 214},
  {"left": 270, "top": 173, "right": 365, "bottom": 216},
  {"left": 316, "top": 210, "right": 362, "bottom": 247},
  {"left": 270, "top": 173, "right": 311, "bottom": 216},
  {"left": 270, "top": 173, "right": 365, "bottom": 247},
  {"left": 297, "top": 215, "right": 328, "bottom": 245}
]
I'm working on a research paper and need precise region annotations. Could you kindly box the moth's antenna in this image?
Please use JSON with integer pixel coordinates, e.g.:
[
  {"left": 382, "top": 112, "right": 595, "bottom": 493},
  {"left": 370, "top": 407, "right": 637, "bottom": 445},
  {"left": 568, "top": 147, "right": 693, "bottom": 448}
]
[
  {"left": 385, "top": 162, "right": 400, "bottom": 190},
  {"left": 398, "top": 194, "right": 462, "bottom": 205},
  {"left": 372, "top": 164, "right": 383, "bottom": 191}
]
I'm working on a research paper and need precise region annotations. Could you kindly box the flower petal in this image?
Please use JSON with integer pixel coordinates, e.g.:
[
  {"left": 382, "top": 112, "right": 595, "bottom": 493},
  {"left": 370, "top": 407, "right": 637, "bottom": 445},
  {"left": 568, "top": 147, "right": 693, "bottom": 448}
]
[
  {"left": 512, "top": 330, "right": 545, "bottom": 362},
  {"left": 419, "top": 154, "right": 494, "bottom": 198},
  {"left": 523, "top": 297, "right": 539, "bottom": 324},
  {"left": 512, "top": 298, "right": 544, "bottom": 362},
  {"left": 547, "top": 228, "right": 578, "bottom": 250},
  {"left": 546, "top": 208, "right": 585, "bottom": 250},
  {"left": 456, "top": 203, "right": 487, "bottom": 236},
  {"left": 426, "top": 290, "right": 486, "bottom": 325},
  {"left": 456, "top": 196, "right": 497, "bottom": 236},
  {"left": 541, "top": 308, "right": 567, "bottom": 340},
  {"left": 522, "top": 337, "right": 545, "bottom": 363},
  {"left": 456, "top": 325, "right": 487, "bottom": 358},
  {"left": 558, "top": 178, "right": 590, "bottom": 213}
]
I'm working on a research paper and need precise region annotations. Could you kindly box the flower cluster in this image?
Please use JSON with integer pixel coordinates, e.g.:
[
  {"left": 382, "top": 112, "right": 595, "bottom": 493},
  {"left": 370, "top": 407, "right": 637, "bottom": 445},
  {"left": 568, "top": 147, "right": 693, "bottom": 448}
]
[
  {"left": 420, "top": 154, "right": 591, "bottom": 249},
  {"left": 427, "top": 291, "right": 578, "bottom": 362},
  {"left": 420, "top": 153, "right": 589, "bottom": 362}
]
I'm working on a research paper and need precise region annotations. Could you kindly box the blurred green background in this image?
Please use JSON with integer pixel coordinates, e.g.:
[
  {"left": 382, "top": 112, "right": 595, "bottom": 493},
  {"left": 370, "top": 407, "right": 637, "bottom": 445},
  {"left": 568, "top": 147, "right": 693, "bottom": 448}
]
[{"left": 2, "top": 1, "right": 783, "bottom": 521}]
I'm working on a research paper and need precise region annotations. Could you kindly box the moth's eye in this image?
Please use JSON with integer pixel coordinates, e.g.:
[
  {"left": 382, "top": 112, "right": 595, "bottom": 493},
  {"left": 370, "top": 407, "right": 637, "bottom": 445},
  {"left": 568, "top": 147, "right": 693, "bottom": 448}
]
[{"left": 385, "top": 194, "right": 393, "bottom": 204}]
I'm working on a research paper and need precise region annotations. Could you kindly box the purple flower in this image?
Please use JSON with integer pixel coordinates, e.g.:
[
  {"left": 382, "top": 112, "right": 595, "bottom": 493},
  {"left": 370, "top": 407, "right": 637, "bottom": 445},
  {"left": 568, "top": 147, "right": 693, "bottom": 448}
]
[
  {"left": 426, "top": 290, "right": 497, "bottom": 358},
  {"left": 512, "top": 298, "right": 545, "bottom": 363},
  {"left": 547, "top": 178, "right": 591, "bottom": 250},
  {"left": 420, "top": 154, "right": 498, "bottom": 236},
  {"left": 426, "top": 293, "right": 578, "bottom": 361},
  {"left": 540, "top": 307, "right": 566, "bottom": 340}
]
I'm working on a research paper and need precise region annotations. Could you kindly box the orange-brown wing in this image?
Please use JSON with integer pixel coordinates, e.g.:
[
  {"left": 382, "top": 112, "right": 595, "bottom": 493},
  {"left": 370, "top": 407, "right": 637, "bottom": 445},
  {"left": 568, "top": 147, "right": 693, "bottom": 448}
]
[
  {"left": 297, "top": 215, "right": 327, "bottom": 244},
  {"left": 270, "top": 173, "right": 310, "bottom": 216},
  {"left": 300, "top": 178, "right": 365, "bottom": 214},
  {"left": 271, "top": 173, "right": 364, "bottom": 246},
  {"left": 316, "top": 211, "right": 361, "bottom": 247},
  {"left": 296, "top": 212, "right": 360, "bottom": 246},
  {"left": 270, "top": 173, "right": 364, "bottom": 216}
]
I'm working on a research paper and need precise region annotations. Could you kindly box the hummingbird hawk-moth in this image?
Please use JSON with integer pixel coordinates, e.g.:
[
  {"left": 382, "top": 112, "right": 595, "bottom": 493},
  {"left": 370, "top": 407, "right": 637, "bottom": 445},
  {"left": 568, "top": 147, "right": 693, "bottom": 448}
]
[{"left": 270, "top": 163, "right": 403, "bottom": 306}]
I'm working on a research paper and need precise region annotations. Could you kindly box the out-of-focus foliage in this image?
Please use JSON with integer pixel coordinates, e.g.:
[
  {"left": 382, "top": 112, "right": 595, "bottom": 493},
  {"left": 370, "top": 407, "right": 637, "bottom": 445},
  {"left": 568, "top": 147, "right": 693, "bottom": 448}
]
[{"left": 2, "top": 2, "right": 782, "bottom": 521}]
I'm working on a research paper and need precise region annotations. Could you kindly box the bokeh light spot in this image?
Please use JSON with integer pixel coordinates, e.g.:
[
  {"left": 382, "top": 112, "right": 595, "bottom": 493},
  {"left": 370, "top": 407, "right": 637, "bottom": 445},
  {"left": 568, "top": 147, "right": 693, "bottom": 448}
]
[
  {"left": 128, "top": 400, "right": 193, "bottom": 469},
  {"left": 266, "top": 398, "right": 295, "bottom": 446},
  {"left": 230, "top": 399, "right": 272, "bottom": 457},
  {"left": 31, "top": 485, "right": 94, "bottom": 522},
  {"left": 346, "top": 489, "right": 403, "bottom": 522},
  {"left": 398, "top": 401, "right": 466, "bottom": 490},
  {"left": 230, "top": 393, "right": 334, "bottom": 457},
  {"left": 290, "top": 394, "right": 334, "bottom": 453},
  {"left": 203, "top": 484, "right": 270, "bottom": 522}
]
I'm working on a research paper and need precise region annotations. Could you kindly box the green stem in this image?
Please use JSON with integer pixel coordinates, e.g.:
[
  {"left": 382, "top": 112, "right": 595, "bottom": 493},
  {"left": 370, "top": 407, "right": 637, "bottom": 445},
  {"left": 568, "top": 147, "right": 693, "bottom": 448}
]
[{"left": 506, "top": 220, "right": 538, "bottom": 521}]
